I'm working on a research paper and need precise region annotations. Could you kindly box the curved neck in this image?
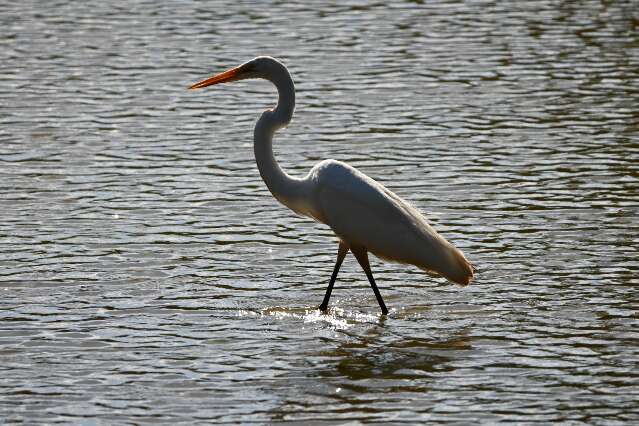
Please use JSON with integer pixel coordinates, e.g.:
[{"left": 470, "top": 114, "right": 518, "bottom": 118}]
[{"left": 253, "top": 68, "right": 306, "bottom": 213}]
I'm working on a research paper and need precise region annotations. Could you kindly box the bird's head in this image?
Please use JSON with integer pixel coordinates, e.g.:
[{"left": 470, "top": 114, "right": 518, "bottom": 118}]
[{"left": 189, "top": 56, "right": 286, "bottom": 89}]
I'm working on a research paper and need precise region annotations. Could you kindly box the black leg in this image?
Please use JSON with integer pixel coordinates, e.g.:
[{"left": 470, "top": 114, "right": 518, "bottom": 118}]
[
  {"left": 351, "top": 245, "right": 388, "bottom": 315},
  {"left": 319, "top": 241, "right": 349, "bottom": 312}
]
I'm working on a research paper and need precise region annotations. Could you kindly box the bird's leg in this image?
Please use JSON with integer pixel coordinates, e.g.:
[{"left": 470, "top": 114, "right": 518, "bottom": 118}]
[
  {"left": 319, "top": 241, "right": 349, "bottom": 312},
  {"left": 351, "top": 245, "right": 389, "bottom": 315}
]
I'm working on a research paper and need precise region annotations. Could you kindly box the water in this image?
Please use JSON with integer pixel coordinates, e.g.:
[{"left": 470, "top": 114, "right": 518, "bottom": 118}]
[{"left": 1, "top": 0, "right": 638, "bottom": 423}]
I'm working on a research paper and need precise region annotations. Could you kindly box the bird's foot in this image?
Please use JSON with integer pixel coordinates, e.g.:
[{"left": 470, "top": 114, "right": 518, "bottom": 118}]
[{"left": 318, "top": 304, "right": 328, "bottom": 313}]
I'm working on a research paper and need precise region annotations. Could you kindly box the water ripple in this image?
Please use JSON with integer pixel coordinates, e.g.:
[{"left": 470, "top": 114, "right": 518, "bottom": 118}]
[{"left": 1, "top": 0, "right": 638, "bottom": 423}]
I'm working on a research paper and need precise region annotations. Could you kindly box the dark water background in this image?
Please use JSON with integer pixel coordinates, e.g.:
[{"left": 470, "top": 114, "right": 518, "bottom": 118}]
[{"left": 1, "top": 0, "right": 638, "bottom": 423}]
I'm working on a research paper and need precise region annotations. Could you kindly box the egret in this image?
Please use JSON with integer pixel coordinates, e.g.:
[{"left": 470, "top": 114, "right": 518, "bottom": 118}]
[{"left": 189, "top": 56, "right": 475, "bottom": 315}]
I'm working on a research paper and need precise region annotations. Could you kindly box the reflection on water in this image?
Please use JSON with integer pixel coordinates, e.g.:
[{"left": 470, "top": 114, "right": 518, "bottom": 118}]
[{"left": 1, "top": 0, "right": 638, "bottom": 423}]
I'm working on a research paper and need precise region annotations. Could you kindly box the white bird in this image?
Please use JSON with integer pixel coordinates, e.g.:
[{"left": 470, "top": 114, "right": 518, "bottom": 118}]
[{"left": 189, "top": 56, "right": 475, "bottom": 315}]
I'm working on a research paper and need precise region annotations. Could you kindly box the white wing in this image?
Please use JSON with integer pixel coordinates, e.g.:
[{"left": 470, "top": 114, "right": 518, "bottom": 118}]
[{"left": 308, "top": 159, "right": 473, "bottom": 285}]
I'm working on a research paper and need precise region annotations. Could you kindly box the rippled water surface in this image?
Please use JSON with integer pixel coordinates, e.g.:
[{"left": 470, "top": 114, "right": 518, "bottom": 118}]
[{"left": 2, "top": 0, "right": 638, "bottom": 423}]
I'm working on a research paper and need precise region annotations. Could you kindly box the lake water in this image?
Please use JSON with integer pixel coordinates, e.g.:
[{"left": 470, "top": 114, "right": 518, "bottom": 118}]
[{"left": 1, "top": 0, "right": 638, "bottom": 423}]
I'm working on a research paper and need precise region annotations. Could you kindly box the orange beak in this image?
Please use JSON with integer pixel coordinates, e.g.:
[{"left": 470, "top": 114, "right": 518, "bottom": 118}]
[{"left": 189, "top": 66, "right": 245, "bottom": 89}]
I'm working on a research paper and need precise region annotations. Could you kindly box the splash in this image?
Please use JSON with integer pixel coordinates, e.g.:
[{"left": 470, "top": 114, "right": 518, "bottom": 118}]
[{"left": 237, "top": 304, "right": 383, "bottom": 330}]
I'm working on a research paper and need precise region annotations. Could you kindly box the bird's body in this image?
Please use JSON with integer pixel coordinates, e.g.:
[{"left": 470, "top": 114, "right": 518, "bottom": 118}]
[
  {"left": 285, "top": 158, "right": 473, "bottom": 286},
  {"left": 190, "top": 56, "right": 474, "bottom": 314}
]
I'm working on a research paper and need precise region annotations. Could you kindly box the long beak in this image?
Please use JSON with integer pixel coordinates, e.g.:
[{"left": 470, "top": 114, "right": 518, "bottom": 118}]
[{"left": 189, "top": 66, "right": 244, "bottom": 89}]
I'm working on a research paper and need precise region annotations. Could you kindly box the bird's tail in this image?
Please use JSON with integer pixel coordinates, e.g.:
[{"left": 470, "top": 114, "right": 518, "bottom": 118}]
[
  {"left": 418, "top": 242, "right": 475, "bottom": 286},
  {"left": 444, "top": 247, "right": 475, "bottom": 286}
]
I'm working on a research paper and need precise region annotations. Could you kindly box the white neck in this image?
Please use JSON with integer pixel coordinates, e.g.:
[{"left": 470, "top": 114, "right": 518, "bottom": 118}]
[{"left": 253, "top": 65, "right": 307, "bottom": 214}]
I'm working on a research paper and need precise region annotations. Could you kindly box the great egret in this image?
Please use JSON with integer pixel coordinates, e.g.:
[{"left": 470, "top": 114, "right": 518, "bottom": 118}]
[{"left": 190, "top": 56, "right": 475, "bottom": 315}]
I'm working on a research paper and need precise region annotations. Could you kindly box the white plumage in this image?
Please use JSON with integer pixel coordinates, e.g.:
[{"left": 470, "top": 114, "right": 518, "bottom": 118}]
[
  {"left": 190, "top": 56, "right": 475, "bottom": 315},
  {"left": 309, "top": 159, "right": 474, "bottom": 285}
]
